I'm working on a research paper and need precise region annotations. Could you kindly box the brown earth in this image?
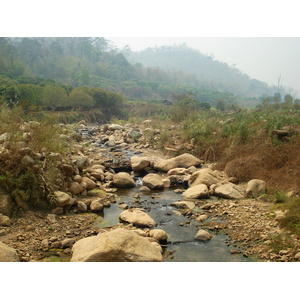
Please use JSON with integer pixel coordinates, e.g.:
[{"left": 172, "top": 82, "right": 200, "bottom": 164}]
[{"left": 197, "top": 198, "right": 300, "bottom": 261}]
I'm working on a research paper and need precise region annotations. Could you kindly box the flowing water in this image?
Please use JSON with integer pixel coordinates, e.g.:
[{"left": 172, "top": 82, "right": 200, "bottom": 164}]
[
  {"left": 97, "top": 181, "right": 252, "bottom": 262},
  {"left": 83, "top": 128, "right": 252, "bottom": 262}
]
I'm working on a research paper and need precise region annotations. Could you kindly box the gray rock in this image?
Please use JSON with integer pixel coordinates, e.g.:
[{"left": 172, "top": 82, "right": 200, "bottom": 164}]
[{"left": 70, "top": 228, "right": 163, "bottom": 262}]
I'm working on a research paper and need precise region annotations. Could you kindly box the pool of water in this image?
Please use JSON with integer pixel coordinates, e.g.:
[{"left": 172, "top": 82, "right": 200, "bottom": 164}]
[{"left": 98, "top": 185, "right": 252, "bottom": 262}]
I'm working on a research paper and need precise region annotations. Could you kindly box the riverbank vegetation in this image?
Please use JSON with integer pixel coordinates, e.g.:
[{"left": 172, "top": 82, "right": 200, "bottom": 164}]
[{"left": 1, "top": 36, "right": 300, "bottom": 242}]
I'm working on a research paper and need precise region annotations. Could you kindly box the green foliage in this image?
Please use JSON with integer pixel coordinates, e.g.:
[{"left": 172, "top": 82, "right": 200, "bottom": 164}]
[
  {"left": 275, "top": 196, "right": 300, "bottom": 236},
  {"left": 68, "top": 88, "right": 95, "bottom": 109},
  {"left": 0, "top": 104, "right": 70, "bottom": 208},
  {"left": 40, "top": 84, "right": 68, "bottom": 111},
  {"left": 268, "top": 232, "right": 294, "bottom": 254}
]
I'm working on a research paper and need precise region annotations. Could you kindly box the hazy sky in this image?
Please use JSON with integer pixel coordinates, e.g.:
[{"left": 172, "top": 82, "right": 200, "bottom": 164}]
[
  {"left": 108, "top": 37, "right": 300, "bottom": 96},
  {"left": 3, "top": 1, "right": 300, "bottom": 95}
]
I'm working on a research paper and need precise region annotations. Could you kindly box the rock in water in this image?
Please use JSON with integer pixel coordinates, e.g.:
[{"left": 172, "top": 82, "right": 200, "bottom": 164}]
[
  {"left": 149, "top": 229, "right": 168, "bottom": 241},
  {"left": 119, "top": 208, "right": 157, "bottom": 227},
  {"left": 142, "top": 173, "right": 164, "bottom": 190},
  {"left": 130, "top": 156, "right": 151, "bottom": 172},
  {"left": 113, "top": 172, "right": 135, "bottom": 188},
  {"left": 195, "top": 230, "right": 212, "bottom": 241},
  {"left": 70, "top": 228, "right": 163, "bottom": 262}
]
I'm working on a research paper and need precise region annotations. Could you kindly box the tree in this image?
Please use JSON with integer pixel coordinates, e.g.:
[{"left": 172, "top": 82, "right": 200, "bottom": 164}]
[
  {"left": 40, "top": 85, "right": 68, "bottom": 111},
  {"left": 68, "top": 89, "right": 95, "bottom": 110},
  {"left": 216, "top": 98, "right": 226, "bottom": 111}
]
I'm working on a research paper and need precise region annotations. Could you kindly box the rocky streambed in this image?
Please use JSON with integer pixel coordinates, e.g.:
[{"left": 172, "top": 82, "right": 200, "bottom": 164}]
[{"left": 1, "top": 120, "right": 300, "bottom": 262}]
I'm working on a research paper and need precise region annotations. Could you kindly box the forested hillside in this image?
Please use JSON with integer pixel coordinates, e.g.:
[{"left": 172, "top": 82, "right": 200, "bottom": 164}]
[
  {"left": 125, "top": 44, "right": 280, "bottom": 99},
  {"left": 0, "top": 37, "right": 287, "bottom": 111}
]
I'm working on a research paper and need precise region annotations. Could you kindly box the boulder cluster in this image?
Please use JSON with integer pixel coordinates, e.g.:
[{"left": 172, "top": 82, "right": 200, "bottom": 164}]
[{"left": 0, "top": 119, "right": 282, "bottom": 262}]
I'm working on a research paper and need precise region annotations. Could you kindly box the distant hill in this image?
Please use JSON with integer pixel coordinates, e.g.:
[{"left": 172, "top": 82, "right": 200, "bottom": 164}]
[
  {"left": 125, "top": 44, "right": 280, "bottom": 99},
  {"left": 0, "top": 37, "right": 285, "bottom": 108}
]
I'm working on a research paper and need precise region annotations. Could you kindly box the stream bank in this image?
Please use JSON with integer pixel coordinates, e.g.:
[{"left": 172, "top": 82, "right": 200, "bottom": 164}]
[{"left": 1, "top": 121, "right": 299, "bottom": 262}]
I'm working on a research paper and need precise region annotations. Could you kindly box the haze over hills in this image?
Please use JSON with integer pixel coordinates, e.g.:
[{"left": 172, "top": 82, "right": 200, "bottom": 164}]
[
  {"left": 124, "top": 43, "right": 281, "bottom": 99},
  {"left": 0, "top": 37, "right": 290, "bottom": 109}
]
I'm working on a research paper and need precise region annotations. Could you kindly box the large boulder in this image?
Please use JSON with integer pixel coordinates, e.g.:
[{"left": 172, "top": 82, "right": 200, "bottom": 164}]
[
  {"left": 0, "top": 190, "right": 12, "bottom": 216},
  {"left": 214, "top": 183, "right": 246, "bottom": 199},
  {"left": 70, "top": 228, "right": 163, "bottom": 262},
  {"left": 153, "top": 158, "right": 178, "bottom": 172},
  {"left": 246, "top": 179, "right": 266, "bottom": 197},
  {"left": 130, "top": 156, "right": 151, "bottom": 172},
  {"left": 167, "top": 168, "right": 190, "bottom": 176},
  {"left": 119, "top": 208, "right": 157, "bottom": 227},
  {"left": 170, "top": 153, "right": 202, "bottom": 168},
  {"left": 113, "top": 172, "right": 135, "bottom": 188},
  {"left": 53, "top": 191, "right": 73, "bottom": 207},
  {"left": 182, "top": 184, "right": 209, "bottom": 199},
  {"left": 142, "top": 173, "right": 164, "bottom": 190},
  {"left": 188, "top": 168, "right": 221, "bottom": 187},
  {"left": 0, "top": 242, "right": 20, "bottom": 262}
]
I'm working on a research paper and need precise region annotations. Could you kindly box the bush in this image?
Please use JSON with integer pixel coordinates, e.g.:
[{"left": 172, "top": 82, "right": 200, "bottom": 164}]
[{"left": 0, "top": 104, "right": 69, "bottom": 209}]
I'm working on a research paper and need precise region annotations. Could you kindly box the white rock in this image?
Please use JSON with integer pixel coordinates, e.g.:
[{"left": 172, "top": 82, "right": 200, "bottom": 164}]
[
  {"left": 195, "top": 229, "right": 212, "bottom": 241},
  {"left": 119, "top": 208, "right": 157, "bottom": 227},
  {"left": 214, "top": 183, "right": 246, "bottom": 199},
  {"left": 182, "top": 184, "right": 209, "bottom": 199},
  {"left": 70, "top": 228, "right": 163, "bottom": 262},
  {"left": 246, "top": 179, "right": 266, "bottom": 197},
  {"left": 149, "top": 229, "right": 168, "bottom": 241},
  {"left": 142, "top": 173, "right": 164, "bottom": 190},
  {"left": 113, "top": 172, "right": 135, "bottom": 188}
]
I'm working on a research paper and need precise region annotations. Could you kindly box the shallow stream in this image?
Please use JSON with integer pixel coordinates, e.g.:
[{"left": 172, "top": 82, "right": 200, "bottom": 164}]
[
  {"left": 96, "top": 181, "right": 252, "bottom": 262},
  {"left": 85, "top": 129, "right": 252, "bottom": 262}
]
